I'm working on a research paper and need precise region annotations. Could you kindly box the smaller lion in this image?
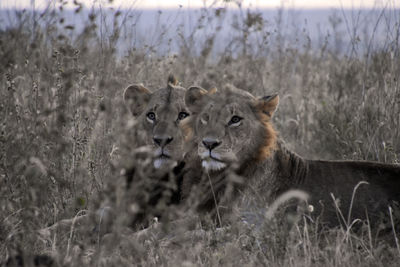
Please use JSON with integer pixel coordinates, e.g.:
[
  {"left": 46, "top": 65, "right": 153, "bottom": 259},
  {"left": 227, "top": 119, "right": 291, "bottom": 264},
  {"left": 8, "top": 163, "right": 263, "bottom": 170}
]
[
  {"left": 119, "top": 75, "right": 194, "bottom": 228},
  {"left": 123, "top": 75, "right": 190, "bottom": 170},
  {"left": 40, "top": 76, "right": 192, "bottom": 239},
  {"left": 183, "top": 85, "right": 400, "bottom": 232}
]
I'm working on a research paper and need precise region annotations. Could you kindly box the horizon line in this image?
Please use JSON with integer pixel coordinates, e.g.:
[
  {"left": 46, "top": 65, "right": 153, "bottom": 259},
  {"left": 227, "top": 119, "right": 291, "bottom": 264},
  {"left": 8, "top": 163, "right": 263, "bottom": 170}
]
[
  {"left": 1, "top": 0, "right": 398, "bottom": 11},
  {"left": 1, "top": 6, "right": 399, "bottom": 12}
]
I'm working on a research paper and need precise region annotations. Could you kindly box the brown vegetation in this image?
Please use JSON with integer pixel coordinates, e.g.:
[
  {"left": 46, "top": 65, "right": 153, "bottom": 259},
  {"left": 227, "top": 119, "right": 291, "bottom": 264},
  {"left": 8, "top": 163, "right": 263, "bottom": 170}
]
[{"left": 1, "top": 2, "right": 399, "bottom": 266}]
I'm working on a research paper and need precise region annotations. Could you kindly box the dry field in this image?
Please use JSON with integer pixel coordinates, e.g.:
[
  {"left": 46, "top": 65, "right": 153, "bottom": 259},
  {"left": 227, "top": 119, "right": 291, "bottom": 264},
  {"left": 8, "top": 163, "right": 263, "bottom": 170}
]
[{"left": 1, "top": 2, "right": 400, "bottom": 266}]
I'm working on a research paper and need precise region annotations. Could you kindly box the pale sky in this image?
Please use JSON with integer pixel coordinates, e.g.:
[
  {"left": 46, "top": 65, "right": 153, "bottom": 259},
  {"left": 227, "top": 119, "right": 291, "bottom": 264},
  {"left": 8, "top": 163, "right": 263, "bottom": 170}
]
[{"left": 0, "top": 0, "right": 397, "bottom": 10}]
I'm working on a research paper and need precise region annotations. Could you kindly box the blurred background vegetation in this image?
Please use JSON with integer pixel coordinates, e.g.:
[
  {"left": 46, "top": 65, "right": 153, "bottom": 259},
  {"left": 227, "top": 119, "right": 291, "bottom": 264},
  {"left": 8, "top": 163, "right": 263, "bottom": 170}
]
[{"left": 0, "top": 0, "right": 399, "bottom": 265}]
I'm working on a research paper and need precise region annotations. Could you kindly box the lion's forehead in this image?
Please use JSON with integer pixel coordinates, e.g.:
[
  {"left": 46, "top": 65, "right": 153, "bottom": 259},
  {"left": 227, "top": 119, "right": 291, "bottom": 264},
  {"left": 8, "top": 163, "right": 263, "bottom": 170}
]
[
  {"left": 221, "top": 87, "right": 256, "bottom": 100},
  {"left": 158, "top": 104, "right": 183, "bottom": 119},
  {"left": 148, "top": 87, "right": 187, "bottom": 113},
  {"left": 153, "top": 86, "right": 186, "bottom": 104},
  {"left": 203, "top": 99, "right": 253, "bottom": 120}
]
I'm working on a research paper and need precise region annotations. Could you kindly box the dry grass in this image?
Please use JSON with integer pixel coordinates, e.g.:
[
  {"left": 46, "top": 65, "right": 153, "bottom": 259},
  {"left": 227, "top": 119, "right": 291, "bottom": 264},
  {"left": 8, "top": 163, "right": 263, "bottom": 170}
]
[{"left": 0, "top": 2, "right": 399, "bottom": 266}]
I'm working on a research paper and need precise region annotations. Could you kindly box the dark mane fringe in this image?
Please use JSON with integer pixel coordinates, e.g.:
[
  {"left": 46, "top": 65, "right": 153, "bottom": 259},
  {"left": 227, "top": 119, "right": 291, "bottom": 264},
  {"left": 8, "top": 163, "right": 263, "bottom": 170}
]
[{"left": 255, "top": 112, "right": 277, "bottom": 162}]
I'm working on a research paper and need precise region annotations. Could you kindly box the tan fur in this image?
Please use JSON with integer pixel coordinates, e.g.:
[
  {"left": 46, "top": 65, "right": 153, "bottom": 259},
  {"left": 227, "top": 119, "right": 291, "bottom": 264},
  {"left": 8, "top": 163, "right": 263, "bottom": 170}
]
[
  {"left": 254, "top": 95, "right": 279, "bottom": 161},
  {"left": 181, "top": 118, "right": 194, "bottom": 142}
]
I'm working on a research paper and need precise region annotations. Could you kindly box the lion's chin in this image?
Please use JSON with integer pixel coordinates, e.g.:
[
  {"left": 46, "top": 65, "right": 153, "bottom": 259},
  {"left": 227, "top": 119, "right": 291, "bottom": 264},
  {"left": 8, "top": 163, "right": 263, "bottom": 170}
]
[
  {"left": 153, "top": 157, "right": 177, "bottom": 169},
  {"left": 201, "top": 159, "right": 227, "bottom": 172}
]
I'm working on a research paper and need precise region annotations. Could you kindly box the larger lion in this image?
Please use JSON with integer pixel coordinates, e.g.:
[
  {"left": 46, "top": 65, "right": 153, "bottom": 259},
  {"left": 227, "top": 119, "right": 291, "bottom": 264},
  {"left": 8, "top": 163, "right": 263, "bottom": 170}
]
[{"left": 183, "top": 85, "right": 400, "bottom": 230}]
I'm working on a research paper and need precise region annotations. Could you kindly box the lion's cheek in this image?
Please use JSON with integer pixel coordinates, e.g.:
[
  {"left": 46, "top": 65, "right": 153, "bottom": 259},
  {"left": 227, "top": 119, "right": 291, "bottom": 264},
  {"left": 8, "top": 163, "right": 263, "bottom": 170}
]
[
  {"left": 137, "top": 120, "right": 153, "bottom": 145},
  {"left": 231, "top": 135, "right": 251, "bottom": 161},
  {"left": 234, "top": 131, "right": 260, "bottom": 162}
]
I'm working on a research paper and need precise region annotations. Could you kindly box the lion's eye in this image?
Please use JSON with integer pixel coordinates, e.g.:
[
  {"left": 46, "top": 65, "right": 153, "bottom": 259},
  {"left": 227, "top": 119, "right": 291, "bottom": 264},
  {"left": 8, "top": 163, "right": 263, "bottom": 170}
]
[
  {"left": 228, "top": 116, "right": 242, "bottom": 126},
  {"left": 147, "top": 112, "right": 156, "bottom": 122},
  {"left": 177, "top": 111, "right": 189, "bottom": 121}
]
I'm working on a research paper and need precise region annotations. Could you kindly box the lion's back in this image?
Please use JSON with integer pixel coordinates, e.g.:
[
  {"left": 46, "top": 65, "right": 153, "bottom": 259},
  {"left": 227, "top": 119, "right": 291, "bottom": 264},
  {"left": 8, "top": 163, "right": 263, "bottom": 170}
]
[{"left": 300, "top": 159, "right": 400, "bottom": 226}]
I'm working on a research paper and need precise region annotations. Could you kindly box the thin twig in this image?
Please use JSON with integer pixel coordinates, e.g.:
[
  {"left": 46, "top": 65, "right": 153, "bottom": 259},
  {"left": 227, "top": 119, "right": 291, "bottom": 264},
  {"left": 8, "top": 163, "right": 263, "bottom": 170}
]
[
  {"left": 389, "top": 206, "right": 400, "bottom": 256},
  {"left": 347, "top": 181, "right": 369, "bottom": 226},
  {"left": 66, "top": 210, "right": 88, "bottom": 259},
  {"left": 206, "top": 171, "right": 222, "bottom": 226}
]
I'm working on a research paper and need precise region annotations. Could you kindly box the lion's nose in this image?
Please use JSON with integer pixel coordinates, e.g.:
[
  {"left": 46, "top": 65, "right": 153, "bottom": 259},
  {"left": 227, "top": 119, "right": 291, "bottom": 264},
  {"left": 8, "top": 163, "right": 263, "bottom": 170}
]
[
  {"left": 153, "top": 135, "right": 173, "bottom": 147},
  {"left": 202, "top": 138, "right": 221, "bottom": 151}
]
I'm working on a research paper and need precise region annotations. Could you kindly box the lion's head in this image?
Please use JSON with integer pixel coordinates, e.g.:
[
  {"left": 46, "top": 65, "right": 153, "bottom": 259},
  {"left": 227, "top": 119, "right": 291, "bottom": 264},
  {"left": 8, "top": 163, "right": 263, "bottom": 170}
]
[
  {"left": 123, "top": 76, "right": 189, "bottom": 169},
  {"left": 184, "top": 85, "right": 279, "bottom": 172}
]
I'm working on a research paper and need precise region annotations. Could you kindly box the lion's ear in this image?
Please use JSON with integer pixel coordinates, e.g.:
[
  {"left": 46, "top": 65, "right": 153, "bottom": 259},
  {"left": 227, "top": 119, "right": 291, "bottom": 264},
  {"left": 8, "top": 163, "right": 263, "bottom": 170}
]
[
  {"left": 123, "top": 84, "right": 152, "bottom": 116},
  {"left": 185, "top": 86, "right": 209, "bottom": 113},
  {"left": 256, "top": 94, "right": 279, "bottom": 117},
  {"left": 208, "top": 87, "right": 218, "bottom": 94},
  {"left": 167, "top": 74, "right": 178, "bottom": 86}
]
